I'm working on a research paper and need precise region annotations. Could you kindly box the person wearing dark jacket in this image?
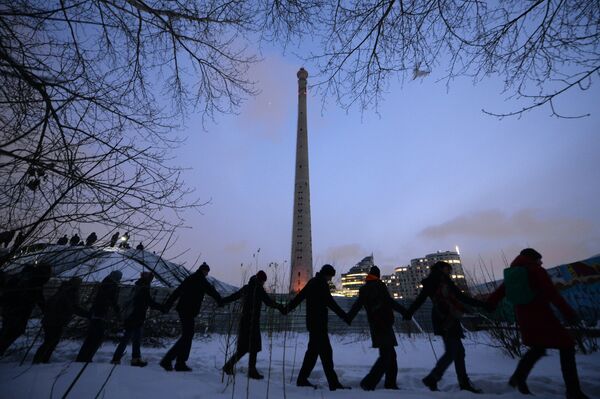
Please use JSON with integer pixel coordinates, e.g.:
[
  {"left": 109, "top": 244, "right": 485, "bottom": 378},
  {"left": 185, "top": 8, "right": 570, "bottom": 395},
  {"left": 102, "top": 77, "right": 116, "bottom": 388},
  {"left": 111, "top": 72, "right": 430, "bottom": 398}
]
[
  {"left": 69, "top": 234, "right": 80, "bottom": 246},
  {"left": 160, "top": 262, "right": 223, "bottom": 371},
  {"left": 221, "top": 271, "right": 285, "bottom": 379},
  {"left": 109, "top": 232, "right": 120, "bottom": 247},
  {"left": 0, "top": 263, "right": 51, "bottom": 355},
  {"left": 57, "top": 235, "right": 69, "bottom": 245},
  {"left": 347, "top": 266, "right": 408, "bottom": 390},
  {"left": 85, "top": 232, "right": 97, "bottom": 246},
  {"left": 284, "top": 264, "right": 351, "bottom": 391},
  {"left": 404, "top": 261, "right": 486, "bottom": 393},
  {"left": 487, "top": 248, "right": 589, "bottom": 399},
  {"left": 0, "top": 262, "right": 51, "bottom": 355},
  {"left": 111, "top": 272, "right": 162, "bottom": 367},
  {"left": 76, "top": 270, "right": 121, "bottom": 362},
  {"left": 33, "top": 277, "right": 89, "bottom": 363}
]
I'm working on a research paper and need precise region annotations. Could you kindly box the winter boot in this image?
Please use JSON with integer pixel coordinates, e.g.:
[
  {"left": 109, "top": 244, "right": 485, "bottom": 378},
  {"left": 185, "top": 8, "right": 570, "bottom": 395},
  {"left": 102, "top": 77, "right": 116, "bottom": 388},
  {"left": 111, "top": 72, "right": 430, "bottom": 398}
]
[
  {"left": 248, "top": 369, "right": 264, "bottom": 380},
  {"left": 222, "top": 363, "right": 234, "bottom": 375},
  {"left": 422, "top": 375, "right": 439, "bottom": 391},
  {"left": 297, "top": 379, "right": 318, "bottom": 389},
  {"left": 360, "top": 380, "right": 375, "bottom": 391},
  {"left": 131, "top": 358, "right": 148, "bottom": 367},
  {"left": 459, "top": 380, "right": 483, "bottom": 394},
  {"left": 566, "top": 391, "right": 590, "bottom": 399},
  {"left": 174, "top": 362, "right": 192, "bottom": 372},
  {"left": 329, "top": 383, "right": 351, "bottom": 391},
  {"left": 509, "top": 375, "right": 532, "bottom": 395},
  {"left": 561, "top": 348, "right": 588, "bottom": 399},
  {"left": 159, "top": 358, "right": 173, "bottom": 371}
]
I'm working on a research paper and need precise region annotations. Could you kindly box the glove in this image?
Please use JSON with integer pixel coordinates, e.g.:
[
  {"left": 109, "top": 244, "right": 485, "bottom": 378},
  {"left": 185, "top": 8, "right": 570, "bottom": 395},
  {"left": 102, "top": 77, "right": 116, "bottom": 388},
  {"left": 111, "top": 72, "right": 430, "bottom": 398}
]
[
  {"left": 344, "top": 314, "right": 352, "bottom": 326},
  {"left": 279, "top": 304, "right": 288, "bottom": 315},
  {"left": 161, "top": 304, "right": 170, "bottom": 314},
  {"left": 402, "top": 312, "right": 412, "bottom": 321}
]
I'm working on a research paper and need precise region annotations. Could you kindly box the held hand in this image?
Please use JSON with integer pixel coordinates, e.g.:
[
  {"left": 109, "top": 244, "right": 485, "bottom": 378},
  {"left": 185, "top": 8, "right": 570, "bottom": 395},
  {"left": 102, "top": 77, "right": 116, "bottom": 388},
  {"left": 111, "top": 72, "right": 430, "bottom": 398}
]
[
  {"left": 343, "top": 314, "right": 352, "bottom": 326},
  {"left": 402, "top": 312, "right": 412, "bottom": 321},
  {"left": 279, "top": 304, "right": 288, "bottom": 315}
]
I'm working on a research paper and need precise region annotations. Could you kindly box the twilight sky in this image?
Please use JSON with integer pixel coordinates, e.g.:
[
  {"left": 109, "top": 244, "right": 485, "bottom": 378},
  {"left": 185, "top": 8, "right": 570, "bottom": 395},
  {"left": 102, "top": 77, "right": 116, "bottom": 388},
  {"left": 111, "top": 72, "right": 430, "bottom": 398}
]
[{"left": 156, "top": 47, "right": 600, "bottom": 289}]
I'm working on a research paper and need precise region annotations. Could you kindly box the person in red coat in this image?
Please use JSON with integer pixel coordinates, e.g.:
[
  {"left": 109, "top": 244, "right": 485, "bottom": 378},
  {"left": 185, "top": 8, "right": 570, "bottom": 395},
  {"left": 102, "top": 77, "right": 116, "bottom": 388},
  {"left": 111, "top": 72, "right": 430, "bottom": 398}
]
[{"left": 487, "top": 248, "right": 589, "bottom": 399}]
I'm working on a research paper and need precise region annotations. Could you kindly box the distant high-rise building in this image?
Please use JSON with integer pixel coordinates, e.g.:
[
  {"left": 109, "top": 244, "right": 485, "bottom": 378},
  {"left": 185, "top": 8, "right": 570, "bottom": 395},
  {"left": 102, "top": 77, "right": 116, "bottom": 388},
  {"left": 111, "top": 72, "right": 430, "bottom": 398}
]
[
  {"left": 340, "top": 255, "right": 376, "bottom": 297},
  {"left": 289, "top": 68, "right": 313, "bottom": 293},
  {"left": 382, "top": 250, "right": 468, "bottom": 299}
]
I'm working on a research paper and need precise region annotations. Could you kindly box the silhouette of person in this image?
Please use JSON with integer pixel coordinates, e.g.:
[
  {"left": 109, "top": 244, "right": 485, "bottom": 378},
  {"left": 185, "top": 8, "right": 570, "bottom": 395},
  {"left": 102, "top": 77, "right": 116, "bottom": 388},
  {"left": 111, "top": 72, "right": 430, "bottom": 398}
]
[
  {"left": 284, "top": 264, "right": 351, "bottom": 391},
  {"left": 69, "top": 234, "right": 80, "bottom": 246},
  {"left": 160, "top": 263, "right": 222, "bottom": 371},
  {"left": 85, "top": 232, "right": 97, "bottom": 246},
  {"left": 110, "top": 232, "right": 119, "bottom": 247},
  {"left": 221, "top": 271, "right": 285, "bottom": 379},
  {"left": 76, "top": 271, "right": 121, "bottom": 362},
  {"left": 57, "top": 235, "right": 68, "bottom": 245},
  {"left": 0, "top": 263, "right": 51, "bottom": 355}
]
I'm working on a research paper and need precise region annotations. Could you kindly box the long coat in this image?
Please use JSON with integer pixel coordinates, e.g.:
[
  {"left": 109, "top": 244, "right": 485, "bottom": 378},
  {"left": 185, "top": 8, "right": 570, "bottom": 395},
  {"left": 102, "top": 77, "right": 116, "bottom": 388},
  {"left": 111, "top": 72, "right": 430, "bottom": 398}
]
[
  {"left": 43, "top": 281, "right": 88, "bottom": 330},
  {"left": 222, "top": 276, "right": 279, "bottom": 353},
  {"left": 1, "top": 267, "right": 46, "bottom": 319},
  {"left": 408, "top": 270, "right": 484, "bottom": 337},
  {"left": 347, "top": 275, "right": 407, "bottom": 348},
  {"left": 124, "top": 279, "right": 162, "bottom": 328},
  {"left": 90, "top": 276, "right": 120, "bottom": 319},
  {"left": 165, "top": 271, "right": 222, "bottom": 318},
  {"left": 286, "top": 272, "right": 346, "bottom": 332},
  {"left": 488, "top": 254, "right": 576, "bottom": 349}
]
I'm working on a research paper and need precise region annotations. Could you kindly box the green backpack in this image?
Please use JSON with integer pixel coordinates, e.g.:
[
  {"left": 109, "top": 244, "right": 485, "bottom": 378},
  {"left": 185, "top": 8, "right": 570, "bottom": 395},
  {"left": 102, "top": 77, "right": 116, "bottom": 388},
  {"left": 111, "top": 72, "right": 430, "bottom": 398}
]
[{"left": 503, "top": 266, "right": 535, "bottom": 305}]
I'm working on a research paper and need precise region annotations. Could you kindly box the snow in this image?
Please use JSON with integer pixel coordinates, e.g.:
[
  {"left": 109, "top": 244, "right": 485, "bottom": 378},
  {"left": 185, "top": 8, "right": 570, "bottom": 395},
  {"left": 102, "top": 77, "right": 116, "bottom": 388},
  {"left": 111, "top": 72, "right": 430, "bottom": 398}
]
[{"left": 1, "top": 333, "right": 599, "bottom": 398}]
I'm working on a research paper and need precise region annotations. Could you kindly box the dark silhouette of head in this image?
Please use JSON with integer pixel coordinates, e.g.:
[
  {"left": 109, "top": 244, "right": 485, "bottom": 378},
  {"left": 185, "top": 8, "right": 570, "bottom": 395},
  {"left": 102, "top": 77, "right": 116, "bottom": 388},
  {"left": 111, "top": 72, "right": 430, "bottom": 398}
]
[
  {"left": 320, "top": 264, "right": 336, "bottom": 277},
  {"left": 109, "top": 270, "right": 123, "bottom": 282},
  {"left": 256, "top": 270, "right": 267, "bottom": 284},
  {"left": 369, "top": 266, "right": 381, "bottom": 277},
  {"left": 520, "top": 248, "right": 542, "bottom": 261},
  {"left": 198, "top": 262, "right": 210, "bottom": 275},
  {"left": 431, "top": 261, "right": 452, "bottom": 275}
]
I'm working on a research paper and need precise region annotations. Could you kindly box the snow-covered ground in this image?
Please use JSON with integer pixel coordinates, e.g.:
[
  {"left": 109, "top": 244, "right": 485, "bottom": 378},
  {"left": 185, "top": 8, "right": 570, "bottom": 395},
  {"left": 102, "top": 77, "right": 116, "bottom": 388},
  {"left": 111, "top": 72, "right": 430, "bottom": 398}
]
[{"left": 1, "top": 332, "right": 599, "bottom": 398}]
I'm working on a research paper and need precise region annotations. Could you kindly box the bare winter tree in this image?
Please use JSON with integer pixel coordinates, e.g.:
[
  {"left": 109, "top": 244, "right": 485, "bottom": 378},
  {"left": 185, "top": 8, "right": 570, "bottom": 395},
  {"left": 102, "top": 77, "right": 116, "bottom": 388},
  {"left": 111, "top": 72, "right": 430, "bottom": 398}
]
[
  {"left": 310, "top": 0, "right": 599, "bottom": 117},
  {"left": 0, "top": 0, "right": 319, "bottom": 260}
]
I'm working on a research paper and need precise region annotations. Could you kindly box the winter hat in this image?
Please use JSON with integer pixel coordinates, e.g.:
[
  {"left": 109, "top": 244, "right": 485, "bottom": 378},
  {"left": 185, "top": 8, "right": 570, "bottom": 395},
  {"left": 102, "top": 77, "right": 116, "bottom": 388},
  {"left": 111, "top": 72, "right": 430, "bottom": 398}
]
[
  {"left": 256, "top": 270, "right": 267, "bottom": 282},
  {"left": 198, "top": 262, "right": 210, "bottom": 273},
  {"left": 320, "top": 264, "right": 336, "bottom": 277},
  {"left": 520, "top": 248, "right": 542, "bottom": 261},
  {"left": 109, "top": 270, "right": 123, "bottom": 282},
  {"left": 369, "top": 266, "right": 381, "bottom": 277}
]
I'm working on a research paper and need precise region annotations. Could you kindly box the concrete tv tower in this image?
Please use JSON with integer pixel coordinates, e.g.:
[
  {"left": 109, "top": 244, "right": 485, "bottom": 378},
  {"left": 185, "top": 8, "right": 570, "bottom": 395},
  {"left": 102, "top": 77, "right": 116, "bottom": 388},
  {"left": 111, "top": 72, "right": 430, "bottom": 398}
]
[{"left": 289, "top": 68, "right": 313, "bottom": 293}]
